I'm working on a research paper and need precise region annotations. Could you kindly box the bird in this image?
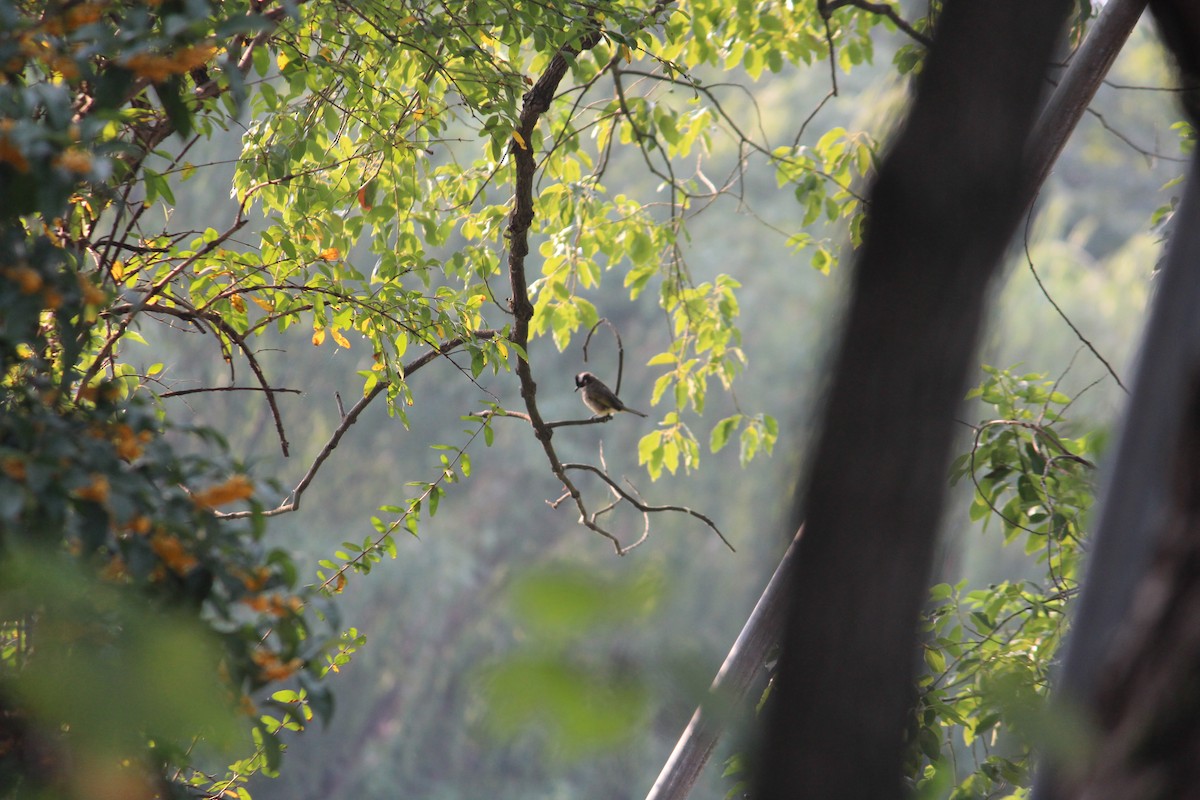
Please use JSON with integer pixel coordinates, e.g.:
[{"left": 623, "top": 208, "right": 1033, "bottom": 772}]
[{"left": 574, "top": 372, "right": 647, "bottom": 418}]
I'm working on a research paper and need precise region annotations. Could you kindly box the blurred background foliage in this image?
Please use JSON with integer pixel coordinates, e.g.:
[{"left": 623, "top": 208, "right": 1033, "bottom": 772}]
[{"left": 0, "top": 0, "right": 1190, "bottom": 798}]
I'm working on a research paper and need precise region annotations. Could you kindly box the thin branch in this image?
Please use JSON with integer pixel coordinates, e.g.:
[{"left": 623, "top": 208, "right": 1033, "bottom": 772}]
[
  {"left": 104, "top": 298, "right": 293, "bottom": 455},
  {"left": 218, "top": 331, "right": 498, "bottom": 519},
  {"left": 817, "top": 2, "right": 841, "bottom": 98},
  {"left": 1084, "top": 105, "right": 1188, "bottom": 163},
  {"left": 1022, "top": 204, "right": 1128, "bottom": 392},
  {"left": 160, "top": 386, "right": 302, "bottom": 398},
  {"left": 581, "top": 318, "right": 628, "bottom": 396},
  {"left": 78, "top": 216, "right": 248, "bottom": 397},
  {"left": 822, "top": 0, "right": 933, "bottom": 48},
  {"left": 561, "top": 461, "right": 734, "bottom": 551}
]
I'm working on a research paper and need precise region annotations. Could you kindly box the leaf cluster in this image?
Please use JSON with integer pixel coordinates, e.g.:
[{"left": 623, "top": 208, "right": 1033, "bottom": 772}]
[{"left": 910, "top": 366, "right": 1100, "bottom": 799}]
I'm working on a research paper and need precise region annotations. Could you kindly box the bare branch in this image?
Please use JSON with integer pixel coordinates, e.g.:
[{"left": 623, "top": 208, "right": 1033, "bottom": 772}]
[
  {"left": 219, "top": 330, "right": 498, "bottom": 520},
  {"left": 1021, "top": 205, "right": 1128, "bottom": 392},
  {"left": 581, "top": 318, "right": 628, "bottom": 395},
  {"left": 562, "top": 461, "right": 734, "bottom": 552},
  {"left": 160, "top": 386, "right": 302, "bottom": 398}
]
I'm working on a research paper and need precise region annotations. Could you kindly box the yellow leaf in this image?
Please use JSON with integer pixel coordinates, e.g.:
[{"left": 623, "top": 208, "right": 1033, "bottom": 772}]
[
  {"left": 512, "top": 130, "right": 528, "bottom": 150},
  {"left": 312, "top": 326, "right": 326, "bottom": 346},
  {"left": 111, "top": 260, "right": 125, "bottom": 281},
  {"left": 622, "top": 44, "right": 633, "bottom": 63},
  {"left": 230, "top": 294, "right": 245, "bottom": 312},
  {"left": 331, "top": 327, "right": 350, "bottom": 348},
  {"left": 249, "top": 294, "right": 274, "bottom": 312},
  {"left": 319, "top": 247, "right": 340, "bottom": 261},
  {"left": 277, "top": 51, "right": 290, "bottom": 71}
]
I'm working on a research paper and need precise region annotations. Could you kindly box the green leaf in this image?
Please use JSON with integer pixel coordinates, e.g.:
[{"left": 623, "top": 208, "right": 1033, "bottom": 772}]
[
  {"left": 710, "top": 415, "right": 740, "bottom": 453},
  {"left": 153, "top": 76, "right": 193, "bottom": 139}
]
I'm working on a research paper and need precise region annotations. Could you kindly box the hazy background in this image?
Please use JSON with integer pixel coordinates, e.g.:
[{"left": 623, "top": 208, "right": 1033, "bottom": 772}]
[{"left": 132, "top": 18, "right": 1181, "bottom": 800}]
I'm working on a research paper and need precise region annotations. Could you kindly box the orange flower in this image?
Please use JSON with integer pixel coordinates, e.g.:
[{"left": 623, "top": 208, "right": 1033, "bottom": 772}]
[
  {"left": 191, "top": 474, "right": 253, "bottom": 508},
  {"left": 124, "top": 52, "right": 174, "bottom": 82},
  {"left": 101, "top": 555, "right": 128, "bottom": 582},
  {"left": 65, "top": 2, "right": 105, "bottom": 31},
  {"left": 112, "top": 423, "right": 149, "bottom": 461},
  {"left": 241, "top": 592, "right": 304, "bottom": 617},
  {"left": 73, "top": 473, "right": 110, "bottom": 504},
  {"left": 4, "top": 265, "right": 42, "bottom": 294},
  {"left": 122, "top": 514, "right": 152, "bottom": 535},
  {"left": 80, "top": 277, "right": 107, "bottom": 307},
  {"left": 241, "top": 594, "right": 270, "bottom": 613},
  {"left": 177, "top": 43, "right": 217, "bottom": 70},
  {"left": 150, "top": 532, "right": 199, "bottom": 574},
  {"left": 58, "top": 147, "right": 92, "bottom": 174},
  {"left": 0, "top": 134, "right": 30, "bottom": 172},
  {"left": 243, "top": 566, "right": 271, "bottom": 591},
  {"left": 47, "top": 55, "right": 80, "bottom": 80},
  {"left": 251, "top": 649, "right": 303, "bottom": 682},
  {"left": 1, "top": 457, "right": 26, "bottom": 481},
  {"left": 125, "top": 43, "right": 216, "bottom": 82},
  {"left": 0, "top": 117, "right": 28, "bottom": 170}
]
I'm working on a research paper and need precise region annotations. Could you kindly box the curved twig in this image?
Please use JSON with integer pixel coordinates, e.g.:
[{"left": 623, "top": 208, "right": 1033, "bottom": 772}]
[
  {"left": 561, "top": 461, "right": 733, "bottom": 551},
  {"left": 1022, "top": 204, "right": 1128, "bottom": 392},
  {"left": 581, "top": 318, "right": 628, "bottom": 395}
]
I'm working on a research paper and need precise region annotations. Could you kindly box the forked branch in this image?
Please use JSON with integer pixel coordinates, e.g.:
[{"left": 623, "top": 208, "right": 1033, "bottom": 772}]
[{"left": 503, "top": 11, "right": 730, "bottom": 555}]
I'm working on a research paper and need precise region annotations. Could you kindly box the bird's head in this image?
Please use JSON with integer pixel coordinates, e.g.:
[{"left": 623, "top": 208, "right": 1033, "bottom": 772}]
[{"left": 574, "top": 372, "right": 595, "bottom": 391}]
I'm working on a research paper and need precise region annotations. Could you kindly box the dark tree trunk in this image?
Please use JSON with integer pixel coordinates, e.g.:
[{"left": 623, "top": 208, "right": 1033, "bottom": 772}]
[
  {"left": 1033, "top": 4, "right": 1200, "bottom": 797},
  {"left": 753, "top": 2, "right": 1071, "bottom": 798}
]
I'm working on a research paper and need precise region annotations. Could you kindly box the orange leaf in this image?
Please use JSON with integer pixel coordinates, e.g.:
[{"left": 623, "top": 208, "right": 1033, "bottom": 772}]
[
  {"left": 318, "top": 247, "right": 340, "bottom": 261},
  {"left": 312, "top": 326, "right": 326, "bottom": 346},
  {"left": 331, "top": 327, "right": 350, "bottom": 348}
]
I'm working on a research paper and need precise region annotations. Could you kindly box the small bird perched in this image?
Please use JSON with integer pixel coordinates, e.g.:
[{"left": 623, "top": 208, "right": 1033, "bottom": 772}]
[{"left": 575, "top": 372, "right": 647, "bottom": 418}]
